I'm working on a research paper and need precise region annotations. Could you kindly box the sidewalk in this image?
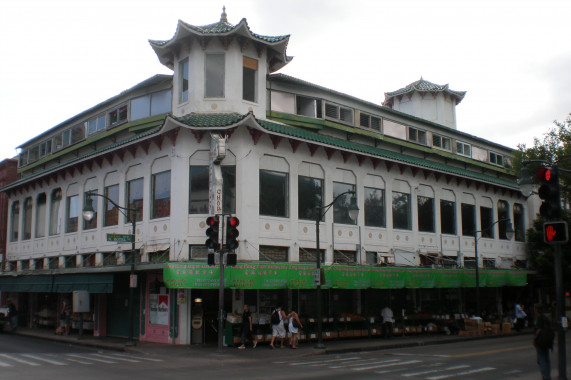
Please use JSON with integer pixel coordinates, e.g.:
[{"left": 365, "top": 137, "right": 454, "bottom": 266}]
[{"left": 9, "top": 326, "right": 536, "bottom": 360}]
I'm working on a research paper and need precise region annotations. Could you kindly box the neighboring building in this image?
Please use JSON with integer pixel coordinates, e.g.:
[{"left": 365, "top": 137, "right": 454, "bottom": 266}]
[
  {"left": 0, "top": 9, "right": 528, "bottom": 345},
  {"left": 0, "top": 159, "right": 19, "bottom": 271}
]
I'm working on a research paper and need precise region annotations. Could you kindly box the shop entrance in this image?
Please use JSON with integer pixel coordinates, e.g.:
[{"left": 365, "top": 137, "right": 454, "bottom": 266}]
[{"left": 191, "top": 289, "right": 232, "bottom": 343}]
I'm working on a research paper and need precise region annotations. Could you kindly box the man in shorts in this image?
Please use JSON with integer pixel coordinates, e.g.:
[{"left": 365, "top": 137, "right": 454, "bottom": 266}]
[{"left": 269, "top": 305, "right": 288, "bottom": 349}]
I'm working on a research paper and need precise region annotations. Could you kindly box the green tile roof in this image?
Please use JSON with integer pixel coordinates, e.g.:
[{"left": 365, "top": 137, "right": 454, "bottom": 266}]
[
  {"left": 173, "top": 112, "right": 248, "bottom": 127},
  {"left": 384, "top": 77, "right": 466, "bottom": 104}
]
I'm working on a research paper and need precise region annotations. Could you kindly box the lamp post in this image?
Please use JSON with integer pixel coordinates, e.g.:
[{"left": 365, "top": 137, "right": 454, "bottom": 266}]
[
  {"left": 83, "top": 192, "right": 137, "bottom": 346},
  {"left": 472, "top": 219, "right": 514, "bottom": 317},
  {"left": 314, "top": 190, "right": 359, "bottom": 349}
]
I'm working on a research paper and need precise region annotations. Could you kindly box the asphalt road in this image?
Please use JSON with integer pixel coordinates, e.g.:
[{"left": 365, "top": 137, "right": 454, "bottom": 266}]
[{"left": 0, "top": 333, "right": 568, "bottom": 379}]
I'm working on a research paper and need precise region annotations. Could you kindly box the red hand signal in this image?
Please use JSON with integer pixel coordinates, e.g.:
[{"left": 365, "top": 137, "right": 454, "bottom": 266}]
[{"left": 546, "top": 225, "right": 557, "bottom": 241}]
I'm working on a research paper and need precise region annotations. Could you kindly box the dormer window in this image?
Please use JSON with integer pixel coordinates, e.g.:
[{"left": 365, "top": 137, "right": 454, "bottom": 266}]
[
  {"left": 205, "top": 53, "right": 225, "bottom": 98},
  {"left": 456, "top": 141, "right": 471, "bottom": 157},
  {"left": 359, "top": 113, "right": 381, "bottom": 131},
  {"left": 324, "top": 102, "right": 353, "bottom": 125},
  {"left": 108, "top": 104, "right": 128, "bottom": 127},
  {"left": 87, "top": 114, "right": 106, "bottom": 135},
  {"left": 432, "top": 134, "right": 451, "bottom": 151},
  {"left": 242, "top": 56, "right": 258, "bottom": 102},
  {"left": 489, "top": 152, "right": 504, "bottom": 166},
  {"left": 408, "top": 127, "right": 427, "bottom": 145}
]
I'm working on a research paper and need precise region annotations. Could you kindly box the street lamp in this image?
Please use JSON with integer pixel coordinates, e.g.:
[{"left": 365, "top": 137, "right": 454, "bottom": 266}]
[
  {"left": 472, "top": 219, "right": 513, "bottom": 317},
  {"left": 83, "top": 192, "right": 137, "bottom": 346},
  {"left": 314, "top": 190, "right": 359, "bottom": 349}
]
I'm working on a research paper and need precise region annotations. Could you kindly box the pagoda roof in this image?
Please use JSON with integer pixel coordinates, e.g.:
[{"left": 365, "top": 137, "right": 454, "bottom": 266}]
[
  {"left": 383, "top": 77, "right": 466, "bottom": 107},
  {"left": 149, "top": 7, "right": 291, "bottom": 72}
]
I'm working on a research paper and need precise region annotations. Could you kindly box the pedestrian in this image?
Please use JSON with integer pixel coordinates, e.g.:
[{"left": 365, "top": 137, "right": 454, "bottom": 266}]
[
  {"left": 381, "top": 305, "right": 394, "bottom": 339},
  {"left": 533, "top": 314, "right": 554, "bottom": 380},
  {"left": 269, "top": 305, "right": 288, "bottom": 349},
  {"left": 515, "top": 302, "right": 527, "bottom": 332},
  {"left": 7, "top": 298, "right": 18, "bottom": 331},
  {"left": 287, "top": 310, "right": 303, "bottom": 349},
  {"left": 238, "top": 304, "right": 257, "bottom": 349},
  {"left": 60, "top": 298, "right": 72, "bottom": 335}
]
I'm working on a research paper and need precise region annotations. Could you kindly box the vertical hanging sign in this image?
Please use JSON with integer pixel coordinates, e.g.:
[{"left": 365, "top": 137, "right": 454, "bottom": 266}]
[{"left": 209, "top": 134, "right": 226, "bottom": 215}]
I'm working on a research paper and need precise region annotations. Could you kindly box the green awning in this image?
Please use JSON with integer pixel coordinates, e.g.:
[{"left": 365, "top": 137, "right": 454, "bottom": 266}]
[
  {"left": 52, "top": 274, "right": 114, "bottom": 293},
  {"left": 0, "top": 275, "right": 54, "bottom": 292}
]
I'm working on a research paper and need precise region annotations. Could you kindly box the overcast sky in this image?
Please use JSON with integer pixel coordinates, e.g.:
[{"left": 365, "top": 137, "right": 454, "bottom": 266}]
[{"left": 1, "top": 0, "right": 570, "bottom": 160}]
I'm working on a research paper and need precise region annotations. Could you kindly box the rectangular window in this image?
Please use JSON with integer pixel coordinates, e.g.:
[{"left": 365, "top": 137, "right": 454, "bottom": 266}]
[
  {"left": 131, "top": 95, "right": 151, "bottom": 121},
  {"left": 513, "top": 203, "right": 525, "bottom": 242},
  {"left": 408, "top": 127, "right": 427, "bottom": 145},
  {"left": 456, "top": 141, "right": 471, "bottom": 157},
  {"left": 180, "top": 58, "right": 189, "bottom": 103},
  {"left": 392, "top": 191, "right": 411, "bottom": 230},
  {"left": 242, "top": 56, "right": 257, "bottom": 102},
  {"left": 483, "top": 258, "right": 496, "bottom": 269},
  {"left": 432, "top": 134, "right": 451, "bottom": 150},
  {"left": 364, "top": 187, "right": 385, "bottom": 227},
  {"left": 10, "top": 201, "right": 19, "bottom": 242},
  {"left": 464, "top": 257, "right": 477, "bottom": 269},
  {"left": 49, "top": 189, "right": 62, "bottom": 236},
  {"left": 83, "top": 191, "right": 98, "bottom": 230},
  {"left": 66, "top": 195, "right": 79, "bottom": 233},
  {"left": 62, "top": 129, "right": 71, "bottom": 147},
  {"left": 440, "top": 200, "right": 456, "bottom": 235},
  {"left": 71, "top": 124, "right": 85, "bottom": 144},
  {"left": 324, "top": 102, "right": 353, "bottom": 125},
  {"left": 152, "top": 171, "right": 171, "bottom": 219},
  {"left": 296, "top": 96, "right": 321, "bottom": 118},
  {"left": 35, "top": 193, "right": 47, "bottom": 238},
  {"left": 334, "top": 250, "right": 357, "bottom": 264},
  {"left": 260, "top": 170, "right": 288, "bottom": 217},
  {"left": 87, "top": 114, "right": 106, "bottom": 135},
  {"left": 151, "top": 90, "right": 172, "bottom": 116},
  {"left": 480, "top": 206, "right": 493, "bottom": 238},
  {"left": 23, "top": 197, "right": 32, "bottom": 240},
  {"left": 108, "top": 105, "right": 128, "bottom": 127},
  {"left": 189, "top": 166, "right": 236, "bottom": 214},
  {"left": 359, "top": 113, "right": 380, "bottom": 131},
  {"left": 298, "top": 175, "right": 323, "bottom": 221},
  {"left": 104, "top": 184, "right": 119, "bottom": 227},
  {"left": 127, "top": 178, "right": 144, "bottom": 222},
  {"left": 333, "top": 182, "right": 357, "bottom": 225},
  {"left": 461, "top": 203, "right": 475, "bottom": 236},
  {"left": 417, "top": 196, "right": 434, "bottom": 232},
  {"left": 205, "top": 53, "right": 225, "bottom": 98},
  {"left": 489, "top": 152, "right": 504, "bottom": 166},
  {"left": 497, "top": 200, "right": 510, "bottom": 240},
  {"left": 259, "top": 246, "right": 288, "bottom": 262}
]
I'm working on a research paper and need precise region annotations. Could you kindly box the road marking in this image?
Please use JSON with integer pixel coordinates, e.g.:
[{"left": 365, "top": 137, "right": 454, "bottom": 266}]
[
  {"left": 285, "top": 356, "right": 361, "bottom": 366},
  {"left": 450, "top": 345, "right": 531, "bottom": 358},
  {"left": 67, "top": 353, "right": 116, "bottom": 364},
  {"left": 21, "top": 354, "right": 67, "bottom": 366},
  {"left": 0, "top": 353, "right": 40, "bottom": 366},
  {"left": 353, "top": 359, "right": 421, "bottom": 371},
  {"left": 91, "top": 353, "right": 141, "bottom": 363},
  {"left": 401, "top": 363, "right": 446, "bottom": 377},
  {"left": 64, "top": 357, "right": 93, "bottom": 365},
  {"left": 426, "top": 366, "right": 495, "bottom": 379},
  {"left": 0, "top": 359, "right": 13, "bottom": 367},
  {"left": 112, "top": 353, "right": 164, "bottom": 362},
  {"left": 328, "top": 359, "right": 382, "bottom": 368}
]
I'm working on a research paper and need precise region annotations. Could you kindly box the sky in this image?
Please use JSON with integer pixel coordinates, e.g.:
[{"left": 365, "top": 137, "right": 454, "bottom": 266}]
[{"left": 1, "top": 0, "right": 570, "bottom": 160}]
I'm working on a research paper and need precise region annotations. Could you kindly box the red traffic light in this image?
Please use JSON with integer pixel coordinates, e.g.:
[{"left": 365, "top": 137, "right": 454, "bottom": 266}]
[
  {"left": 537, "top": 167, "right": 552, "bottom": 182},
  {"left": 228, "top": 216, "right": 239, "bottom": 228},
  {"left": 206, "top": 216, "right": 218, "bottom": 227}
]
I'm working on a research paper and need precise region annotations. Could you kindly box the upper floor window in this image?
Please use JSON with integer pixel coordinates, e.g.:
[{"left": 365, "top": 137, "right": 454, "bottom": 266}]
[
  {"left": 205, "top": 53, "right": 225, "bottom": 98},
  {"left": 10, "top": 201, "right": 19, "bottom": 242},
  {"left": 242, "top": 56, "right": 258, "bottom": 102},
  {"left": 108, "top": 104, "right": 128, "bottom": 128},
  {"left": 325, "top": 102, "right": 353, "bottom": 125},
  {"left": 296, "top": 96, "right": 322, "bottom": 118},
  {"left": 104, "top": 184, "right": 119, "bottom": 227},
  {"left": 66, "top": 195, "right": 79, "bottom": 233},
  {"left": 359, "top": 113, "right": 381, "bottom": 131},
  {"left": 189, "top": 166, "right": 236, "bottom": 214},
  {"left": 408, "top": 127, "right": 427, "bottom": 145},
  {"left": 489, "top": 152, "right": 504, "bottom": 166},
  {"left": 392, "top": 191, "right": 411, "bottom": 230},
  {"left": 513, "top": 203, "right": 525, "bottom": 242},
  {"left": 39, "top": 140, "right": 52, "bottom": 157},
  {"left": 480, "top": 206, "right": 493, "bottom": 238},
  {"left": 456, "top": 141, "right": 471, "bottom": 157},
  {"left": 417, "top": 196, "right": 434, "bottom": 232},
  {"left": 461, "top": 203, "right": 475, "bottom": 236},
  {"left": 497, "top": 200, "right": 510, "bottom": 240},
  {"left": 131, "top": 90, "right": 172, "bottom": 121},
  {"left": 87, "top": 114, "right": 105, "bottom": 135},
  {"left": 49, "top": 188, "right": 62, "bottom": 236},
  {"left": 432, "top": 134, "right": 451, "bottom": 151},
  {"left": 83, "top": 191, "right": 98, "bottom": 230},
  {"left": 151, "top": 171, "right": 171, "bottom": 219},
  {"left": 22, "top": 197, "right": 33, "bottom": 240},
  {"left": 260, "top": 169, "right": 288, "bottom": 218},
  {"left": 298, "top": 175, "right": 323, "bottom": 221},
  {"left": 127, "top": 178, "right": 144, "bottom": 223},
  {"left": 179, "top": 58, "right": 189, "bottom": 103},
  {"left": 333, "top": 182, "right": 357, "bottom": 225},
  {"left": 364, "top": 187, "right": 385, "bottom": 228},
  {"left": 440, "top": 200, "right": 456, "bottom": 235},
  {"left": 35, "top": 193, "right": 47, "bottom": 238}
]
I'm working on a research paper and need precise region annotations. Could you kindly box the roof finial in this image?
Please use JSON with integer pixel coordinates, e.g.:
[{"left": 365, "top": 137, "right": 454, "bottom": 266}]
[{"left": 220, "top": 6, "right": 228, "bottom": 23}]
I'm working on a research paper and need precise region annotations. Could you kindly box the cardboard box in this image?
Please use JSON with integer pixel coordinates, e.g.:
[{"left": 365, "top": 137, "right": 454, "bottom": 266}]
[{"left": 502, "top": 322, "right": 511, "bottom": 334}]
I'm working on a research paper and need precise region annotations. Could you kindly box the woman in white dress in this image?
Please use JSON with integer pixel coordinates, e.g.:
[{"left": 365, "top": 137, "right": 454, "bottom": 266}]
[{"left": 287, "top": 310, "right": 303, "bottom": 349}]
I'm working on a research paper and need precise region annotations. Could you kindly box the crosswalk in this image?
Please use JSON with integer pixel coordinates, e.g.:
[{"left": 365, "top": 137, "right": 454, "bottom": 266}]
[
  {"left": 274, "top": 355, "right": 522, "bottom": 379},
  {"left": 0, "top": 352, "right": 163, "bottom": 368}
]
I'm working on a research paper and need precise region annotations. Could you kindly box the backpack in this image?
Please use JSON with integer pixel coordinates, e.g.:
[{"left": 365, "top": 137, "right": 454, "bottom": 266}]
[
  {"left": 535, "top": 325, "right": 554, "bottom": 349},
  {"left": 271, "top": 310, "right": 280, "bottom": 325},
  {"left": 292, "top": 318, "right": 300, "bottom": 328}
]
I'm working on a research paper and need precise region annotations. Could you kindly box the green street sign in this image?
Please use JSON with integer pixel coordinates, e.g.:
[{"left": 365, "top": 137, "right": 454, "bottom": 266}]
[{"left": 107, "top": 233, "right": 133, "bottom": 243}]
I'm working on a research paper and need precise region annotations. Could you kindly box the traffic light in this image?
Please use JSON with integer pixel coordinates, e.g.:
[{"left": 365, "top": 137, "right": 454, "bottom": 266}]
[
  {"left": 226, "top": 216, "right": 240, "bottom": 250},
  {"left": 205, "top": 216, "right": 220, "bottom": 250},
  {"left": 537, "top": 166, "right": 560, "bottom": 219},
  {"left": 207, "top": 253, "right": 215, "bottom": 265},
  {"left": 543, "top": 221, "right": 568, "bottom": 244},
  {"left": 226, "top": 253, "right": 237, "bottom": 266}
]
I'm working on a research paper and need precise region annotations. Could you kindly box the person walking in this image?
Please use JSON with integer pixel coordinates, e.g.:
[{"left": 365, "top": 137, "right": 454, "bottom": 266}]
[
  {"left": 515, "top": 302, "right": 527, "bottom": 332},
  {"left": 287, "top": 310, "right": 303, "bottom": 349},
  {"left": 269, "top": 305, "right": 287, "bottom": 349},
  {"left": 61, "top": 298, "right": 72, "bottom": 335},
  {"left": 238, "top": 304, "right": 257, "bottom": 349},
  {"left": 533, "top": 314, "right": 554, "bottom": 380},
  {"left": 7, "top": 299, "right": 18, "bottom": 331},
  {"left": 381, "top": 305, "right": 394, "bottom": 339}
]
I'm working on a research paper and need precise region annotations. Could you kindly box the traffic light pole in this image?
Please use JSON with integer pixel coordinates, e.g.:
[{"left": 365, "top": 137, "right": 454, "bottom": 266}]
[
  {"left": 553, "top": 243, "right": 568, "bottom": 380},
  {"left": 217, "top": 215, "right": 226, "bottom": 353}
]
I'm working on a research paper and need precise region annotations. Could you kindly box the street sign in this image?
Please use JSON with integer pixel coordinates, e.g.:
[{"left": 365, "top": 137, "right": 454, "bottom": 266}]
[
  {"left": 543, "top": 221, "right": 568, "bottom": 244},
  {"left": 107, "top": 233, "right": 134, "bottom": 243}
]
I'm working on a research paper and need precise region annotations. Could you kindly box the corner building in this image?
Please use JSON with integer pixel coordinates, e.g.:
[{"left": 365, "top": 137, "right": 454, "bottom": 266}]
[{"left": 0, "top": 9, "right": 529, "bottom": 345}]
